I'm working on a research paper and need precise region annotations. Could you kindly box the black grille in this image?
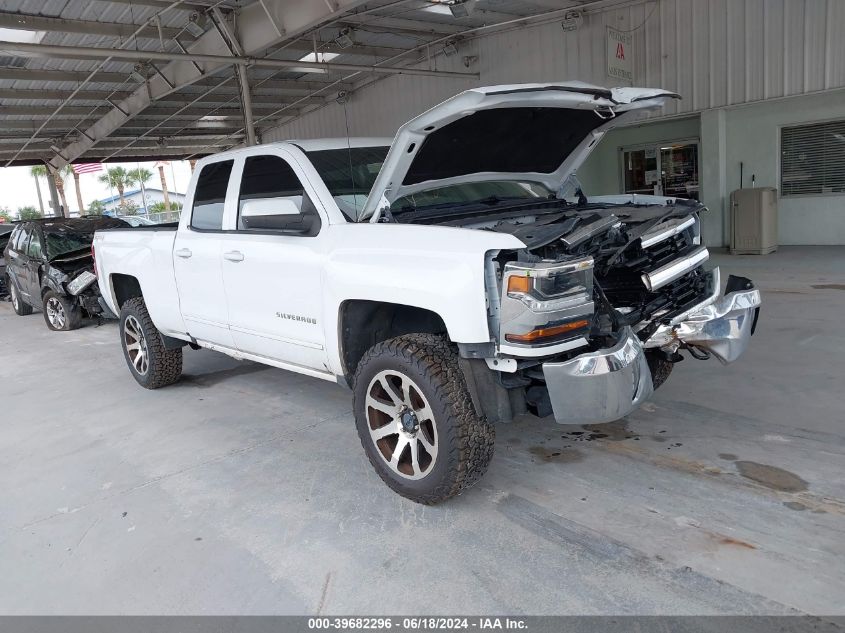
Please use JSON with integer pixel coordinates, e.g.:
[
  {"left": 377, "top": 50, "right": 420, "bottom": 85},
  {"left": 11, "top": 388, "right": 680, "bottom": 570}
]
[{"left": 597, "top": 227, "right": 708, "bottom": 325}]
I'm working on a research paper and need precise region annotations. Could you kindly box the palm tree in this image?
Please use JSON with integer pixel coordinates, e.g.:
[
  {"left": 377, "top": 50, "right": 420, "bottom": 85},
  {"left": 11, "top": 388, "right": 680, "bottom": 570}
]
[
  {"left": 156, "top": 162, "right": 171, "bottom": 211},
  {"left": 54, "top": 165, "right": 73, "bottom": 218},
  {"left": 29, "top": 166, "right": 46, "bottom": 215},
  {"left": 98, "top": 166, "right": 133, "bottom": 206},
  {"left": 71, "top": 167, "right": 85, "bottom": 216},
  {"left": 98, "top": 166, "right": 156, "bottom": 212},
  {"left": 127, "top": 168, "right": 153, "bottom": 213},
  {"left": 32, "top": 165, "right": 72, "bottom": 217}
]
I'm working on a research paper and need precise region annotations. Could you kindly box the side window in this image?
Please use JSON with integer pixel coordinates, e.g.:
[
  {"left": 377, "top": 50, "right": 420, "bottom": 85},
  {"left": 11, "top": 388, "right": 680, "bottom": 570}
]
[
  {"left": 237, "top": 155, "right": 320, "bottom": 235},
  {"left": 191, "top": 160, "right": 234, "bottom": 231},
  {"left": 26, "top": 232, "right": 43, "bottom": 259},
  {"left": 7, "top": 228, "right": 21, "bottom": 251},
  {"left": 15, "top": 227, "right": 31, "bottom": 252}
]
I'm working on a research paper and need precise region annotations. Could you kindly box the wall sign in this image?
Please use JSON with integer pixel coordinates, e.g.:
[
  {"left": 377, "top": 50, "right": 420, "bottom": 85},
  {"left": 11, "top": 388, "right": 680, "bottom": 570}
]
[{"left": 607, "top": 26, "right": 633, "bottom": 82}]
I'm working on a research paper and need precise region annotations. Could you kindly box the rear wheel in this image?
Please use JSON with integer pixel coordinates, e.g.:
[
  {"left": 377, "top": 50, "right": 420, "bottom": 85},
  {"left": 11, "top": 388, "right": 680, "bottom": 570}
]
[
  {"left": 9, "top": 282, "right": 33, "bottom": 316},
  {"left": 42, "top": 291, "right": 82, "bottom": 331},
  {"left": 119, "top": 297, "right": 182, "bottom": 389},
  {"left": 352, "top": 334, "right": 495, "bottom": 504}
]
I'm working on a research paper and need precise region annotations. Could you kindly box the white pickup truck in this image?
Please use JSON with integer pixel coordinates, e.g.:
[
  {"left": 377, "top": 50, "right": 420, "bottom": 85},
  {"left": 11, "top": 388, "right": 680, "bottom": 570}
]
[{"left": 94, "top": 82, "right": 761, "bottom": 504}]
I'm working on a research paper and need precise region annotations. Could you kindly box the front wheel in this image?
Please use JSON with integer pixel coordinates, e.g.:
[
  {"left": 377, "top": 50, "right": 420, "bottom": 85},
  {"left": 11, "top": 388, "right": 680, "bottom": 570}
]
[
  {"left": 42, "top": 290, "right": 81, "bottom": 331},
  {"left": 119, "top": 297, "right": 182, "bottom": 389},
  {"left": 10, "top": 282, "right": 33, "bottom": 316},
  {"left": 352, "top": 334, "right": 495, "bottom": 504}
]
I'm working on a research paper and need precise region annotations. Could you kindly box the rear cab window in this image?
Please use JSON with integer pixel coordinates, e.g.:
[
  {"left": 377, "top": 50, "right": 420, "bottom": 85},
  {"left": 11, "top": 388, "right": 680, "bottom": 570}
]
[{"left": 191, "top": 160, "right": 234, "bottom": 231}]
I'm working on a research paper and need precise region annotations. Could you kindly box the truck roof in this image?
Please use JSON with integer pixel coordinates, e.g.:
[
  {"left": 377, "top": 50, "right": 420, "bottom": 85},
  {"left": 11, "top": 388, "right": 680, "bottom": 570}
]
[{"left": 199, "top": 137, "right": 392, "bottom": 163}]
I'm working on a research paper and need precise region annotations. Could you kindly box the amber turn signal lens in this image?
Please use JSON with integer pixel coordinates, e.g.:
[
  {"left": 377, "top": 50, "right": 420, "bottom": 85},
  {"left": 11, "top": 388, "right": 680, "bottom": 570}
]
[
  {"left": 505, "top": 319, "right": 590, "bottom": 344},
  {"left": 507, "top": 275, "right": 532, "bottom": 294}
]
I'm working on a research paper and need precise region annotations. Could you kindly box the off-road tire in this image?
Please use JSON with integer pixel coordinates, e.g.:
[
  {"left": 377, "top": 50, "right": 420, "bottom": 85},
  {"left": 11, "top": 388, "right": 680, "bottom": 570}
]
[
  {"left": 9, "top": 281, "right": 33, "bottom": 316},
  {"left": 120, "top": 297, "right": 182, "bottom": 389},
  {"left": 42, "top": 290, "right": 82, "bottom": 331},
  {"left": 646, "top": 352, "right": 674, "bottom": 390},
  {"left": 352, "top": 333, "right": 495, "bottom": 504}
]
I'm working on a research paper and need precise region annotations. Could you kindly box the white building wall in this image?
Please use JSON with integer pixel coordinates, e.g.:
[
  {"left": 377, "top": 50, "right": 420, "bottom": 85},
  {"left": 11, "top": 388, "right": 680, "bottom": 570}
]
[
  {"left": 265, "top": 0, "right": 845, "bottom": 141},
  {"left": 263, "top": 0, "right": 845, "bottom": 245}
]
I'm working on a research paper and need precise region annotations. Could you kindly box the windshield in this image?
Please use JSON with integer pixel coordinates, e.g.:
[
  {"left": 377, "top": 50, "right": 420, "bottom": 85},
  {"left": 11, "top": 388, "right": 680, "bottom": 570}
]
[
  {"left": 390, "top": 181, "right": 553, "bottom": 214},
  {"left": 43, "top": 218, "right": 128, "bottom": 259},
  {"left": 306, "top": 146, "right": 389, "bottom": 220},
  {"left": 45, "top": 229, "right": 96, "bottom": 259}
]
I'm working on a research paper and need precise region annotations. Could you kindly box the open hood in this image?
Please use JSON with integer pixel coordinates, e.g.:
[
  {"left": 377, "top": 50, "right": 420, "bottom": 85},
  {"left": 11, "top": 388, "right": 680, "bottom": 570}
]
[{"left": 360, "top": 82, "right": 679, "bottom": 221}]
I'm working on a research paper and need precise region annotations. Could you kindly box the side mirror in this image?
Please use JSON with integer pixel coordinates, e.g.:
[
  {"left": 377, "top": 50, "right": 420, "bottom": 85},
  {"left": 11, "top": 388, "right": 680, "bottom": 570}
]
[{"left": 240, "top": 198, "right": 315, "bottom": 233}]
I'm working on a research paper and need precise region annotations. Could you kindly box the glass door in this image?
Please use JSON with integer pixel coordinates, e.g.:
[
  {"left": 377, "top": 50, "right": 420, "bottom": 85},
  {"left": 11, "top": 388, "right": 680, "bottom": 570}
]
[{"left": 622, "top": 141, "right": 699, "bottom": 200}]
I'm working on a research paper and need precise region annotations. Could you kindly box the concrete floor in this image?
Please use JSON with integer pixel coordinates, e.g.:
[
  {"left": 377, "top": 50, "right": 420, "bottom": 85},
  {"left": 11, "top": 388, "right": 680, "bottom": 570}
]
[{"left": 1, "top": 247, "right": 843, "bottom": 615}]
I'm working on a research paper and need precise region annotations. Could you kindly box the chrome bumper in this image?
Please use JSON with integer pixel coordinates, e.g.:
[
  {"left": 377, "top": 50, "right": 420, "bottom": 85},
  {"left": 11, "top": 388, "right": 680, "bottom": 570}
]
[
  {"left": 643, "top": 270, "right": 762, "bottom": 364},
  {"left": 543, "top": 327, "right": 654, "bottom": 425}
]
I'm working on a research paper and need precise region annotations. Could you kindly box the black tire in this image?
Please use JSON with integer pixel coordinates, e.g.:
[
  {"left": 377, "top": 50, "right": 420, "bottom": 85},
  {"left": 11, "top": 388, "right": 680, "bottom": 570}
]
[
  {"left": 352, "top": 333, "right": 495, "bottom": 504},
  {"left": 9, "top": 281, "right": 33, "bottom": 316},
  {"left": 119, "top": 297, "right": 182, "bottom": 389},
  {"left": 42, "top": 290, "right": 82, "bottom": 331},
  {"left": 646, "top": 352, "right": 675, "bottom": 390}
]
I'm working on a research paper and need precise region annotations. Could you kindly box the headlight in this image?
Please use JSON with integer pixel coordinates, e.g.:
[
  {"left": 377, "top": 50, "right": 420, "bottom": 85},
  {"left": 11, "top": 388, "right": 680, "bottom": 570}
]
[{"left": 500, "top": 257, "right": 595, "bottom": 347}]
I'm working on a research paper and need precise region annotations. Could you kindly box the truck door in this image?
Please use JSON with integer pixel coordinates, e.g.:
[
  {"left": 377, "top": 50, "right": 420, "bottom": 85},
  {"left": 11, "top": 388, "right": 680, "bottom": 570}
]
[
  {"left": 172, "top": 159, "right": 236, "bottom": 348},
  {"left": 219, "top": 152, "right": 329, "bottom": 372}
]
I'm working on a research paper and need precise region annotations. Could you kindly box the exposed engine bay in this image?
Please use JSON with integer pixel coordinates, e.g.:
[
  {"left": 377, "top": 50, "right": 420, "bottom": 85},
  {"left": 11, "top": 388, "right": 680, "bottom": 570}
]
[
  {"left": 402, "top": 196, "right": 713, "bottom": 356},
  {"left": 486, "top": 198, "right": 711, "bottom": 348},
  {"left": 393, "top": 195, "right": 761, "bottom": 423},
  {"left": 46, "top": 249, "right": 107, "bottom": 317}
]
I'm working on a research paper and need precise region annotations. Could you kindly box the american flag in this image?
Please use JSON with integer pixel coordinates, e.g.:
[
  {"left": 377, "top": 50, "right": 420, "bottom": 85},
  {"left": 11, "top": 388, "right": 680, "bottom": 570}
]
[{"left": 72, "top": 163, "right": 103, "bottom": 175}]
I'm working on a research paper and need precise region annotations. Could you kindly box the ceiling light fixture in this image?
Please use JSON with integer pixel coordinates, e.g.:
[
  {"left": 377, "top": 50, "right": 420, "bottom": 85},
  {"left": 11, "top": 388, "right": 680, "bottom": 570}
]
[
  {"left": 298, "top": 52, "right": 340, "bottom": 63},
  {"left": 421, "top": 1, "right": 475, "bottom": 18},
  {"left": 130, "top": 63, "right": 147, "bottom": 83},
  {"left": 335, "top": 29, "right": 354, "bottom": 49},
  {"left": 286, "top": 51, "right": 338, "bottom": 74},
  {"left": 185, "top": 12, "right": 206, "bottom": 38},
  {"left": 442, "top": 41, "right": 458, "bottom": 57},
  {"left": 448, "top": 0, "right": 475, "bottom": 18}
]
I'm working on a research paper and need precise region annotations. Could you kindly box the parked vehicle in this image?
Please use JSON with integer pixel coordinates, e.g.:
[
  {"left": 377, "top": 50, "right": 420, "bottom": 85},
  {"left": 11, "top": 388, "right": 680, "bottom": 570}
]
[
  {"left": 117, "top": 215, "right": 158, "bottom": 227},
  {"left": 0, "top": 223, "right": 15, "bottom": 298},
  {"left": 94, "top": 83, "right": 761, "bottom": 503},
  {"left": 4, "top": 217, "right": 128, "bottom": 330}
]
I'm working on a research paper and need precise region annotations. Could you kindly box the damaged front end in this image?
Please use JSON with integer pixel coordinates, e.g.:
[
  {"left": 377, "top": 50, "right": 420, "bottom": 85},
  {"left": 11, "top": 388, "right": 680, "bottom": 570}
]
[
  {"left": 46, "top": 250, "right": 113, "bottom": 318},
  {"left": 480, "top": 198, "right": 761, "bottom": 425}
]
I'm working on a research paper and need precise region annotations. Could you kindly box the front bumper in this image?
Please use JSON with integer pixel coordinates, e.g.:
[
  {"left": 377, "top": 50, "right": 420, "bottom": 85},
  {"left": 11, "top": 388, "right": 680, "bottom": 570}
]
[
  {"left": 543, "top": 327, "right": 653, "bottom": 425},
  {"left": 643, "top": 270, "right": 762, "bottom": 364}
]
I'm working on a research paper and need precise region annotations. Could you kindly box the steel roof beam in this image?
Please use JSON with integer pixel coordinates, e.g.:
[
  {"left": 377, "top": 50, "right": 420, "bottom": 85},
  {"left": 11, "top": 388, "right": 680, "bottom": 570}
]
[
  {"left": 0, "top": 0, "right": 473, "bottom": 168},
  {"left": 0, "top": 40, "right": 478, "bottom": 78},
  {"left": 339, "top": 15, "right": 464, "bottom": 37},
  {"left": 0, "top": 67, "right": 354, "bottom": 91},
  {"left": 0, "top": 89, "right": 325, "bottom": 105},
  {"left": 0, "top": 11, "right": 190, "bottom": 41}
]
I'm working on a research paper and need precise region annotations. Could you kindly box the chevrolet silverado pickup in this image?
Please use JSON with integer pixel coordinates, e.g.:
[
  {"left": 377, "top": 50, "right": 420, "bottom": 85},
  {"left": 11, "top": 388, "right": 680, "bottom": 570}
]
[{"left": 94, "top": 82, "right": 761, "bottom": 504}]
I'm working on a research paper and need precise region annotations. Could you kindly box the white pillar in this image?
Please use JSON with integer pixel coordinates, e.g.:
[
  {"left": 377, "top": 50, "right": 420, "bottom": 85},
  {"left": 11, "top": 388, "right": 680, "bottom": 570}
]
[{"left": 699, "top": 109, "right": 728, "bottom": 247}]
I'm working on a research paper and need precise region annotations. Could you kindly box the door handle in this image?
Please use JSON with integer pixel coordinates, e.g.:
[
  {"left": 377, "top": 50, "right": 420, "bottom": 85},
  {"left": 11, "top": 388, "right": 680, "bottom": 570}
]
[
  {"left": 223, "top": 250, "right": 244, "bottom": 262},
  {"left": 174, "top": 248, "right": 192, "bottom": 259}
]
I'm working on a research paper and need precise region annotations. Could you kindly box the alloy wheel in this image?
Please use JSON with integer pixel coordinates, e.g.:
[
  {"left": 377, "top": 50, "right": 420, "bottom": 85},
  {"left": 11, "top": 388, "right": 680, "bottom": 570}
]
[
  {"left": 46, "top": 297, "right": 66, "bottom": 329},
  {"left": 365, "top": 370, "right": 438, "bottom": 480},
  {"left": 124, "top": 315, "right": 149, "bottom": 375},
  {"left": 10, "top": 284, "right": 19, "bottom": 311}
]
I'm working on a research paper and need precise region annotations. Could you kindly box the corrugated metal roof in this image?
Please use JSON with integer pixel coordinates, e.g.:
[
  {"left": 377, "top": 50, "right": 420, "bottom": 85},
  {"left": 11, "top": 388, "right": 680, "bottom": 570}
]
[{"left": 0, "top": 0, "right": 565, "bottom": 164}]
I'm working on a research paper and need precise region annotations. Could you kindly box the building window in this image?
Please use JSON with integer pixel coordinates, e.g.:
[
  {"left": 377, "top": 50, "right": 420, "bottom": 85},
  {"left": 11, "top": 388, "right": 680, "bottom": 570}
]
[
  {"left": 621, "top": 141, "right": 699, "bottom": 200},
  {"left": 781, "top": 119, "right": 845, "bottom": 197}
]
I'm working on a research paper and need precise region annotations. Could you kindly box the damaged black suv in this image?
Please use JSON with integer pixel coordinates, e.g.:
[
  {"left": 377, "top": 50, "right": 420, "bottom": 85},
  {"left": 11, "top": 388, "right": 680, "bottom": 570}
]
[{"left": 3, "top": 217, "right": 128, "bottom": 331}]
